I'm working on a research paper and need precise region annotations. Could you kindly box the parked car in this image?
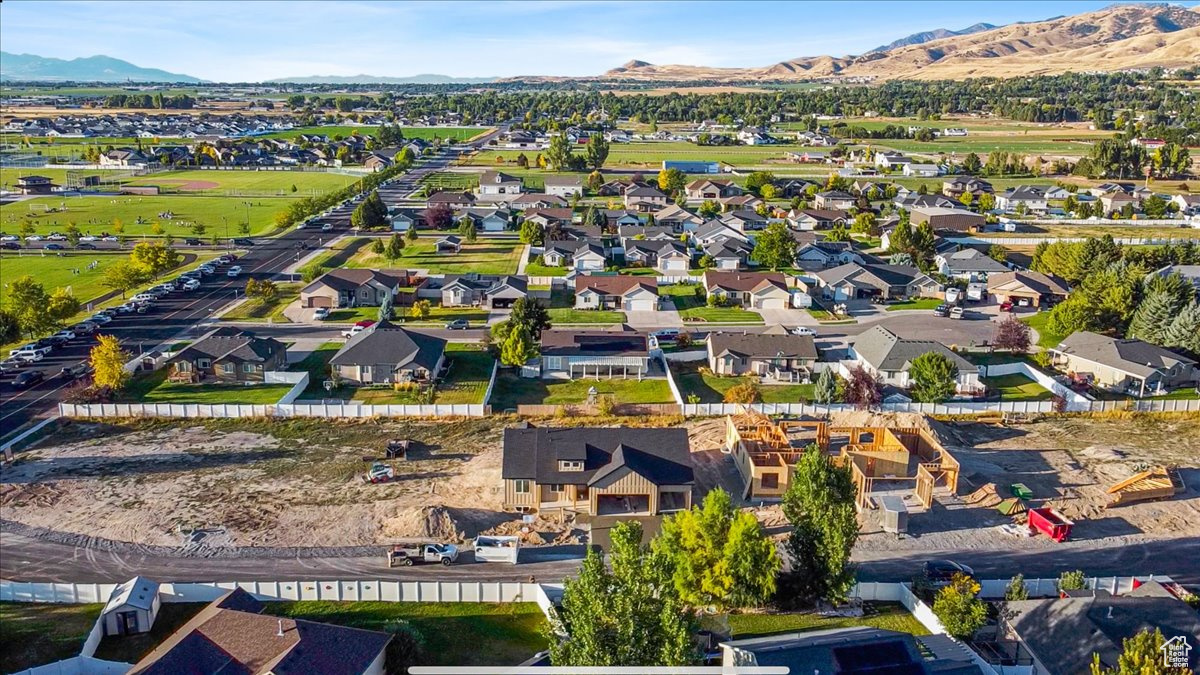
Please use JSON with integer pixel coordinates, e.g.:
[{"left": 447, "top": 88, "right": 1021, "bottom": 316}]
[
  {"left": 60, "top": 363, "right": 91, "bottom": 380},
  {"left": 73, "top": 322, "right": 98, "bottom": 335},
  {"left": 101, "top": 235, "right": 119, "bottom": 242},
  {"left": 949, "top": 306, "right": 964, "bottom": 320},
  {"left": 46, "top": 233, "right": 67, "bottom": 241},
  {"left": 342, "top": 320, "right": 375, "bottom": 338},
  {"left": 9, "top": 345, "right": 49, "bottom": 361},
  {"left": 115, "top": 303, "right": 136, "bottom": 314},
  {"left": 89, "top": 313, "right": 113, "bottom": 325},
  {"left": 932, "top": 304, "right": 950, "bottom": 318},
  {"left": 313, "top": 307, "right": 330, "bottom": 320},
  {"left": 184, "top": 238, "right": 202, "bottom": 246},
  {"left": 13, "top": 370, "right": 45, "bottom": 388},
  {"left": 945, "top": 287, "right": 962, "bottom": 305},
  {"left": 77, "top": 242, "right": 98, "bottom": 250},
  {"left": 51, "top": 329, "right": 77, "bottom": 342},
  {"left": 999, "top": 301, "right": 1014, "bottom": 312},
  {"left": 198, "top": 265, "right": 215, "bottom": 275},
  {"left": 233, "top": 238, "right": 254, "bottom": 247},
  {"left": 790, "top": 326, "right": 817, "bottom": 336},
  {"left": 135, "top": 302, "right": 152, "bottom": 314},
  {"left": 226, "top": 266, "right": 242, "bottom": 277},
  {"left": 1, "top": 242, "right": 20, "bottom": 250},
  {"left": 650, "top": 328, "right": 680, "bottom": 342},
  {"left": 0, "top": 234, "right": 18, "bottom": 242},
  {"left": 182, "top": 278, "right": 201, "bottom": 291},
  {"left": 25, "top": 235, "right": 44, "bottom": 241},
  {"left": 79, "top": 235, "right": 97, "bottom": 242},
  {"left": 132, "top": 293, "right": 156, "bottom": 303},
  {"left": 44, "top": 334, "right": 71, "bottom": 347},
  {"left": 922, "top": 560, "right": 975, "bottom": 587},
  {"left": 321, "top": 223, "right": 333, "bottom": 232},
  {"left": 45, "top": 243, "right": 65, "bottom": 251},
  {"left": 445, "top": 319, "right": 470, "bottom": 330},
  {"left": 387, "top": 543, "right": 459, "bottom": 567},
  {"left": 0, "top": 358, "right": 24, "bottom": 373}
]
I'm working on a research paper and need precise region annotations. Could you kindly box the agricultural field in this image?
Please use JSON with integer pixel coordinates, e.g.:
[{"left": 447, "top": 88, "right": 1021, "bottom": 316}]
[
  {"left": 1, "top": 193, "right": 293, "bottom": 238},
  {"left": 345, "top": 239, "right": 524, "bottom": 275}
]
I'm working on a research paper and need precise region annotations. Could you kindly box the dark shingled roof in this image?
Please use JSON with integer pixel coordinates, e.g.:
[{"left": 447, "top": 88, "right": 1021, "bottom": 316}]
[
  {"left": 172, "top": 328, "right": 285, "bottom": 365},
  {"left": 502, "top": 426, "right": 693, "bottom": 486},
  {"left": 852, "top": 326, "right": 977, "bottom": 374},
  {"left": 709, "top": 331, "right": 817, "bottom": 361},
  {"left": 540, "top": 329, "right": 649, "bottom": 358},
  {"left": 329, "top": 321, "right": 446, "bottom": 371}
]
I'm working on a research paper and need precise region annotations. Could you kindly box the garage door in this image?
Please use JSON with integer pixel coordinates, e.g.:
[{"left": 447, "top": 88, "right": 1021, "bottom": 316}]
[
  {"left": 306, "top": 296, "right": 333, "bottom": 309},
  {"left": 755, "top": 297, "right": 787, "bottom": 310}
]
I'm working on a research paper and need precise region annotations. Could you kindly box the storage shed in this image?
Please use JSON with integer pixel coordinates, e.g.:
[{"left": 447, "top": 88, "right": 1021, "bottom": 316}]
[{"left": 102, "top": 576, "right": 161, "bottom": 636}]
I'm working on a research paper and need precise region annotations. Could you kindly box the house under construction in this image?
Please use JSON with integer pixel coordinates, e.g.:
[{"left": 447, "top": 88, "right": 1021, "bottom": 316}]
[{"left": 724, "top": 411, "right": 960, "bottom": 510}]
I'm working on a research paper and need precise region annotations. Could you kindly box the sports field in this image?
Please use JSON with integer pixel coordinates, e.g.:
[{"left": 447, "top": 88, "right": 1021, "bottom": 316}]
[
  {"left": 0, "top": 251, "right": 129, "bottom": 307},
  {"left": 125, "top": 170, "right": 360, "bottom": 195},
  {"left": 2, "top": 193, "right": 294, "bottom": 238}
]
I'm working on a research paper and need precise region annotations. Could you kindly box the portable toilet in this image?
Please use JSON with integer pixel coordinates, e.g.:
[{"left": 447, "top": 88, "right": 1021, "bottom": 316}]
[{"left": 879, "top": 496, "right": 909, "bottom": 535}]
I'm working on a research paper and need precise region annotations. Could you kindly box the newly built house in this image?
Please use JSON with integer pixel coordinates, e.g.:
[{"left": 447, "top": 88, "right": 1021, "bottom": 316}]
[
  {"left": 707, "top": 331, "right": 818, "bottom": 382},
  {"left": 328, "top": 322, "right": 447, "bottom": 385},
  {"left": 501, "top": 425, "right": 694, "bottom": 516}
]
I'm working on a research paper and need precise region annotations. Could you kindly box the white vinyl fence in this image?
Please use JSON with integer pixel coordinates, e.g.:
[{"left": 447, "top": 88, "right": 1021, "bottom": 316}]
[
  {"left": 950, "top": 235, "right": 1200, "bottom": 246},
  {"left": 679, "top": 401, "right": 1054, "bottom": 416},
  {"left": 60, "top": 402, "right": 488, "bottom": 419},
  {"left": 979, "top": 361, "right": 1090, "bottom": 411}
]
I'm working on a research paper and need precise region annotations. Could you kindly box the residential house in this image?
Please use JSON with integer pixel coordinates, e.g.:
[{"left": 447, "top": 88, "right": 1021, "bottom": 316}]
[
  {"left": 851, "top": 326, "right": 982, "bottom": 395},
  {"left": 796, "top": 130, "right": 839, "bottom": 146},
  {"left": 986, "top": 270, "right": 1070, "bottom": 308},
  {"left": 814, "top": 190, "right": 855, "bottom": 210},
  {"left": 1170, "top": 194, "right": 1200, "bottom": 215},
  {"left": 903, "top": 163, "right": 941, "bottom": 177},
  {"left": 542, "top": 175, "right": 584, "bottom": 199},
  {"left": 911, "top": 206, "right": 985, "bottom": 232},
  {"left": 703, "top": 239, "right": 752, "bottom": 270},
  {"left": 942, "top": 176, "right": 994, "bottom": 200},
  {"left": 1000, "top": 583, "right": 1200, "bottom": 675},
  {"left": 99, "top": 148, "right": 150, "bottom": 167},
  {"left": 708, "top": 331, "right": 818, "bottom": 382},
  {"left": 625, "top": 185, "right": 670, "bottom": 211},
  {"left": 129, "top": 587, "right": 390, "bottom": 675},
  {"left": 996, "top": 185, "right": 1049, "bottom": 213},
  {"left": 895, "top": 194, "right": 961, "bottom": 210},
  {"left": 454, "top": 207, "right": 511, "bottom": 232},
  {"left": 1050, "top": 331, "right": 1198, "bottom": 397},
  {"left": 786, "top": 208, "right": 849, "bottom": 231},
  {"left": 1044, "top": 185, "right": 1072, "bottom": 200},
  {"left": 165, "top": 328, "right": 287, "bottom": 384},
  {"left": 653, "top": 204, "right": 704, "bottom": 231},
  {"left": 431, "top": 274, "right": 528, "bottom": 309},
  {"left": 521, "top": 207, "right": 575, "bottom": 229},
  {"left": 300, "top": 268, "right": 415, "bottom": 309},
  {"left": 511, "top": 193, "right": 568, "bottom": 210},
  {"left": 703, "top": 270, "right": 792, "bottom": 309},
  {"left": 693, "top": 220, "right": 751, "bottom": 248},
  {"left": 935, "top": 247, "right": 1008, "bottom": 281},
  {"left": 575, "top": 275, "right": 659, "bottom": 311},
  {"left": 1089, "top": 182, "right": 1134, "bottom": 198},
  {"left": 622, "top": 239, "right": 690, "bottom": 273},
  {"left": 389, "top": 208, "right": 424, "bottom": 231},
  {"left": 619, "top": 224, "right": 678, "bottom": 242},
  {"left": 722, "top": 194, "right": 765, "bottom": 211},
  {"left": 814, "top": 263, "right": 940, "bottom": 301},
  {"left": 328, "top": 321, "right": 447, "bottom": 384},
  {"left": 601, "top": 209, "right": 644, "bottom": 229},
  {"left": 721, "top": 627, "right": 982, "bottom": 675},
  {"left": 537, "top": 329, "right": 655, "bottom": 379},
  {"left": 426, "top": 190, "right": 475, "bottom": 208},
  {"left": 796, "top": 241, "right": 864, "bottom": 269},
  {"left": 435, "top": 235, "right": 462, "bottom": 254},
  {"left": 787, "top": 150, "right": 830, "bottom": 164},
  {"left": 14, "top": 175, "right": 57, "bottom": 195},
  {"left": 542, "top": 240, "right": 607, "bottom": 271},
  {"left": 874, "top": 152, "right": 912, "bottom": 170},
  {"left": 501, "top": 425, "right": 694, "bottom": 515},
  {"left": 685, "top": 178, "right": 741, "bottom": 202},
  {"left": 719, "top": 209, "right": 769, "bottom": 233},
  {"left": 1100, "top": 192, "right": 1141, "bottom": 215},
  {"left": 102, "top": 577, "right": 161, "bottom": 637},
  {"left": 477, "top": 170, "right": 523, "bottom": 195}
]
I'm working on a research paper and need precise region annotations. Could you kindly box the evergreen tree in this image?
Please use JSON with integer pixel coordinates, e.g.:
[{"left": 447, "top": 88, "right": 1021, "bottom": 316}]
[
  {"left": 1127, "top": 290, "right": 1180, "bottom": 345},
  {"left": 813, "top": 368, "right": 840, "bottom": 404},
  {"left": 1162, "top": 301, "right": 1200, "bottom": 355}
]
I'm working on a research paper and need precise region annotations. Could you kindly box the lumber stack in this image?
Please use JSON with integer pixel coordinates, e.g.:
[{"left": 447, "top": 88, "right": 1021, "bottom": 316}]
[
  {"left": 1106, "top": 466, "right": 1179, "bottom": 507},
  {"left": 964, "top": 483, "right": 1001, "bottom": 508}
]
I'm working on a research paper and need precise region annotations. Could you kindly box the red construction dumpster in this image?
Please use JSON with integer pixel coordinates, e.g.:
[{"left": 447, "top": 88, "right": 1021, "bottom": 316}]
[{"left": 1028, "top": 507, "right": 1074, "bottom": 542}]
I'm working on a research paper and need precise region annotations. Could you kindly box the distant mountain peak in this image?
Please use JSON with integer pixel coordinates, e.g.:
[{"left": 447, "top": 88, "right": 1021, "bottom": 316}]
[
  {"left": 621, "top": 60, "right": 653, "bottom": 69},
  {"left": 868, "top": 23, "right": 999, "bottom": 53},
  {"left": 0, "top": 51, "right": 202, "bottom": 83}
]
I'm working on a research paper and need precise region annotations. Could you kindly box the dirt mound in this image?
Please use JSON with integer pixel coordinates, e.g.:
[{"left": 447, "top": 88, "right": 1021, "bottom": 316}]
[{"left": 382, "top": 505, "right": 465, "bottom": 542}]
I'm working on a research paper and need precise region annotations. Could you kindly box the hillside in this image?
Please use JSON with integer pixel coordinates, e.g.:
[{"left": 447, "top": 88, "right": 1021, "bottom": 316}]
[
  {"left": 868, "top": 22, "right": 998, "bottom": 53},
  {"left": 265, "top": 74, "right": 497, "bottom": 84},
  {"left": 0, "top": 52, "right": 202, "bottom": 83},
  {"left": 593, "top": 4, "right": 1200, "bottom": 82}
]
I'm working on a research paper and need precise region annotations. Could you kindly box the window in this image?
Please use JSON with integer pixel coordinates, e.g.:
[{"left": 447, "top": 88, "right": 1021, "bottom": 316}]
[
  {"left": 559, "top": 460, "right": 583, "bottom": 472},
  {"left": 549, "top": 483, "right": 565, "bottom": 493},
  {"left": 221, "top": 363, "right": 234, "bottom": 374},
  {"left": 177, "top": 361, "right": 192, "bottom": 372},
  {"left": 514, "top": 480, "right": 530, "bottom": 494},
  {"left": 761, "top": 473, "right": 779, "bottom": 489},
  {"left": 198, "top": 359, "right": 210, "bottom": 368},
  {"left": 243, "top": 363, "right": 254, "bottom": 373}
]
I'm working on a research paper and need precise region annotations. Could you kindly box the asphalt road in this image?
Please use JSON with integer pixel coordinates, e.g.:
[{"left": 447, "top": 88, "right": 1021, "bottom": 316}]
[{"left": 0, "top": 137, "right": 498, "bottom": 444}]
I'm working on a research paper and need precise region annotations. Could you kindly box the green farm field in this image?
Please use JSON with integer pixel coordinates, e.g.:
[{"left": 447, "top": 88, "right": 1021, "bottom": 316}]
[{"left": 1, "top": 193, "right": 294, "bottom": 238}]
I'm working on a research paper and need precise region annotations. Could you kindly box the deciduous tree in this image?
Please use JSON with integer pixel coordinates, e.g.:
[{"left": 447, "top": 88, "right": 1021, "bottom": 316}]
[
  {"left": 778, "top": 444, "right": 858, "bottom": 605},
  {"left": 909, "top": 351, "right": 958, "bottom": 403},
  {"left": 499, "top": 324, "right": 536, "bottom": 367},
  {"left": 409, "top": 299, "right": 431, "bottom": 320},
  {"left": 993, "top": 315, "right": 1032, "bottom": 353},
  {"left": 102, "top": 260, "right": 148, "bottom": 299},
  {"left": 510, "top": 297, "right": 552, "bottom": 340},
  {"left": 90, "top": 334, "right": 130, "bottom": 393},
  {"left": 750, "top": 222, "right": 798, "bottom": 271},
  {"left": 586, "top": 134, "right": 610, "bottom": 169},
  {"left": 843, "top": 364, "right": 881, "bottom": 408},
  {"left": 932, "top": 574, "right": 987, "bottom": 639}
]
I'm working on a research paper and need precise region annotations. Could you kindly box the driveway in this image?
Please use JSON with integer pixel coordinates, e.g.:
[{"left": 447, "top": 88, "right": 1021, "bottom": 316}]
[
  {"left": 626, "top": 306, "right": 682, "bottom": 329},
  {"left": 757, "top": 307, "right": 813, "bottom": 327}
]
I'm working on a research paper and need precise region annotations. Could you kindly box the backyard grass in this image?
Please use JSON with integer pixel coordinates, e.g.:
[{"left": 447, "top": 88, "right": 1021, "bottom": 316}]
[
  {"left": 983, "top": 374, "right": 1054, "bottom": 401},
  {"left": 1020, "top": 310, "right": 1066, "bottom": 349},
  {"left": 548, "top": 289, "right": 626, "bottom": 324},
  {"left": 290, "top": 341, "right": 341, "bottom": 399},
  {"left": 121, "top": 368, "right": 293, "bottom": 404},
  {"left": 350, "top": 384, "right": 431, "bottom": 405},
  {"left": 0, "top": 602, "right": 104, "bottom": 673},
  {"left": 885, "top": 298, "right": 943, "bottom": 311},
  {"left": 489, "top": 370, "right": 675, "bottom": 409},
  {"left": 671, "top": 362, "right": 816, "bottom": 403},
  {"left": 347, "top": 240, "right": 523, "bottom": 275},
  {"left": 93, "top": 603, "right": 208, "bottom": 665},
  {"left": 727, "top": 602, "right": 928, "bottom": 640},
  {"left": 662, "top": 285, "right": 765, "bottom": 324},
  {"left": 262, "top": 601, "right": 546, "bottom": 667},
  {"left": 219, "top": 282, "right": 300, "bottom": 322},
  {"left": 524, "top": 262, "right": 568, "bottom": 277},
  {"left": 2, "top": 193, "right": 295, "bottom": 238},
  {"left": 437, "top": 343, "right": 496, "bottom": 404}
]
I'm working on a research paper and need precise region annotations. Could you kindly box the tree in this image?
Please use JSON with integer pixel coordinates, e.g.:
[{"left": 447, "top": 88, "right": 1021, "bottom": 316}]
[
  {"left": 90, "top": 334, "right": 130, "bottom": 393},
  {"left": 519, "top": 219, "right": 544, "bottom": 245},
  {"left": 0, "top": 309, "right": 19, "bottom": 344},
  {"left": 409, "top": 299, "right": 431, "bottom": 320},
  {"left": 932, "top": 574, "right": 987, "bottom": 639},
  {"left": 825, "top": 226, "right": 851, "bottom": 243},
  {"left": 546, "top": 133, "right": 574, "bottom": 171},
  {"left": 551, "top": 521, "right": 699, "bottom": 667},
  {"left": 426, "top": 203, "right": 453, "bottom": 230},
  {"left": 1162, "top": 301, "right": 1200, "bottom": 355},
  {"left": 586, "top": 133, "right": 610, "bottom": 169},
  {"left": 191, "top": 222, "right": 206, "bottom": 237},
  {"left": 760, "top": 184, "right": 778, "bottom": 200},
  {"left": 813, "top": 367, "right": 841, "bottom": 404},
  {"left": 129, "top": 242, "right": 181, "bottom": 279},
  {"left": 723, "top": 379, "right": 762, "bottom": 404},
  {"left": 843, "top": 364, "right": 881, "bottom": 408},
  {"left": 371, "top": 238, "right": 386, "bottom": 255},
  {"left": 102, "top": 260, "right": 148, "bottom": 299},
  {"left": 510, "top": 297, "right": 552, "bottom": 340},
  {"left": 405, "top": 225, "right": 419, "bottom": 242},
  {"left": 698, "top": 200, "right": 721, "bottom": 219},
  {"left": 238, "top": 222, "right": 251, "bottom": 236},
  {"left": 378, "top": 294, "right": 393, "bottom": 322},
  {"left": 457, "top": 217, "right": 477, "bottom": 242},
  {"left": 7, "top": 276, "right": 57, "bottom": 338},
  {"left": 586, "top": 170, "right": 604, "bottom": 193},
  {"left": 500, "top": 325, "right": 536, "bottom": 367},
  {"left": 1058, "top": 569, "right": 1087, "bottom": 592},
  {"left": 909, "top": 352, "right": 958, "bottom": 403},
  {"left": 657, "top": 168, "right": 687, "bottom": 197},
  {"left": 852, "top": 212, "right": 878, "bottom": 235},
  {"left": 778, "top": 444, "right": 859, "bottom": 605},
  {"left": 1004, "top": 574, "right": 1029, "bottom": 601},
  {"left": 962, "top": 152, "right": 982, "bottom": 174},
  {"left": 750, "top": 222, "right": 798, "bottom": 271},
  {"left": 385, "top": 232, "right": 406, "bottom": 261},
  {"left": 888, "top": 221, "right": 912, "bottom": 254},
  {"left": 1091, "top": 628, "right": 1190, "bottom": 675},
  {"left": 745, "top": 171, "right": 776, "bottom": 197},
  {"left": 993, "top": 315, "right": 1032, "bottom": 353},
  {"left": 1127, "top": 290, "right": 1181, "bottom": 345},
  {"left": 653, "top": 489, "right": 779, "bottom": 610},
  {"left": 1143, "top": 194, "right": 1168, "bottom": 218}
]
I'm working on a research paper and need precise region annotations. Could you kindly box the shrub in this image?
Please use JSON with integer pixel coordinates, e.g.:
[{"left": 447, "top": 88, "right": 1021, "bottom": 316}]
[
  {"left": 1004, "top": 574, "right": 1029, "bottom": 601},
  {"left": 723, "top": 380, "right": 761, "bottom": 404},
  {"left": 1058, "top": 569, "right": 1087, "bottom": 592},
  {"left": 932, "top": 573, "right": 987, "bottom": 639},
  {"left": 595, "top": 395, "right": 617, "bottom": 416}
]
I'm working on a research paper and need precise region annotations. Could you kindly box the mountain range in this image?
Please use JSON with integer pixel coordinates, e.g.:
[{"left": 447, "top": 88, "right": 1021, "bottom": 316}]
[
  {"left": 867, "top": 22, "right": 997, "bottom": 53},
  {"left": 595, "top": 3, "right": 1200, "bottom": 82},
  {"left": 264, "top": 74, "right": 497, "bottom": 85},
  {"left": 0, "top": 52, "right": 203, "bottom": 83}
]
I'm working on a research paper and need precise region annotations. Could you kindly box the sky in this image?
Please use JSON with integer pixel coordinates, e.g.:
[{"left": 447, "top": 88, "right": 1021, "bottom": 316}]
[{"left": 0, "top": 0, "right": 1158, "bottom": 81}]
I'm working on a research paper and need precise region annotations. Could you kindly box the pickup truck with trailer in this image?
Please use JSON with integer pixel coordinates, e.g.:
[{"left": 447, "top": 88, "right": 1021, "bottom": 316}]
[{"left": 387, "top": 543, "right": 459, "bottom": 566}]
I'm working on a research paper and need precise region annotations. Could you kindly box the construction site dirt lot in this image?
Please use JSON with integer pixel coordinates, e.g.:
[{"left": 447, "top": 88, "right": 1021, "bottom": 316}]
[{"left": 2, "top": 413, "right": 1198, "bottom": 557}]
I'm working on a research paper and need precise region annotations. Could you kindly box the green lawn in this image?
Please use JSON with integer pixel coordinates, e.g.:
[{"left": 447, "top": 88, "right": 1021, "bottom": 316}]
[
  {"left": 1, "top": 251, "right": 131, "bottom": 308},
  {"left": 93, "top": 603, "right": 208, "bottom": 664},
  {"left": 0, "top": 602, "right": 104, "bottom": 673},
  {"left": 1020, "top": 311, "right": 1066, "bottom": 349},
  {"left": 671, "top": 362, "right": 815, "bottom": 403},
  {"left": 260, "top": 125, "right": 487, "bottom": 142},
  {"left": 262, "top": 601, "right": 546, "bottom": 667},
  {"left": 350, "top": 384, "right": 431, "bottom": 404},
  {"left": 524, "top": 262, "right": 569, "bottom": 277},
  {"left": 126, "top": 170, "right": 358, "bottom": 196},
  {"left": 219, "top": 283, "right": 300, "bottom": 322},
  {"left": 395, "top": 306, "right": 490, "bottom": 325},
  {"left": 548, "top": 289, "right": 626, "bottom": 324},
  {"left": 438, "top": 343, "right": 495, "bottom": 404},
  {"left": 122, "top": 369, "right": 293, "bottom": 404},
  {"left": 727, "top": 602, "right": 928, "bottom": 640},
  {"left": 662, "top": 285, "right": 765, "bottom": 324},
  {"left": 885, "top": 298, "right": 943, "bottom": 311},
  {"left": 983, "top": 374, "right": 1054, "bottom": 401},
  {"left": 2, "top": 193, "right": 295, "bottom": 238},
  {"left": 347, "top": 240, "right": 523, "bottom": 275},
  {"left": 290, "top": 341, "right": 341, "bottom": 399},
  {"left": 489, "top": 370, "right": 675, "bottom": 409}
]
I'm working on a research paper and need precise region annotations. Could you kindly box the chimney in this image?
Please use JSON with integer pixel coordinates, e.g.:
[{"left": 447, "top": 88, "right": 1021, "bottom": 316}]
[
  {"left": 1106, "top": 606, "right": 1114, "bottom": 619},
  {"left": 277, "top": 619, "right": 285, "bottom": 637}
]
